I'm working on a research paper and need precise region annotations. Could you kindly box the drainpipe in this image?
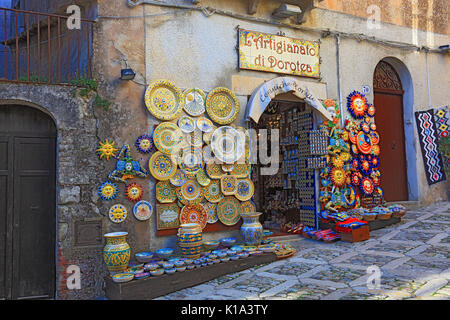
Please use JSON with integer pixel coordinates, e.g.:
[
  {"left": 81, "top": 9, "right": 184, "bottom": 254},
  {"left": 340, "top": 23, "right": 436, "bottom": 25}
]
[
  {"left": 336, "top": 34, "right": 344, "bottom": 127},
  {"left": 425, "top": 49, "right": 432, "bottom": 108}
]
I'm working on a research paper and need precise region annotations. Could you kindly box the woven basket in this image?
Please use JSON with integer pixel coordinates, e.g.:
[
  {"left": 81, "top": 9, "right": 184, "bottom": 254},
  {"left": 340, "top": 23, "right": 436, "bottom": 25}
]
[
  {"left": 362, "top": 214, "right": 376, "bottom": 222},
  {"left": 392, "top": 210, "right": 406, "bottom": 218},
  {"left": 377, "top": 212, "right": 392, "bottom": 220}
]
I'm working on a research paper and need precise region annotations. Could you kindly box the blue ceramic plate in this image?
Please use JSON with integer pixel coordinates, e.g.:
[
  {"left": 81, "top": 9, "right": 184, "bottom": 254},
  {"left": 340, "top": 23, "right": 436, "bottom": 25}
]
[{"left": 156, "top": 248, "right": 174, "bottom": 259}]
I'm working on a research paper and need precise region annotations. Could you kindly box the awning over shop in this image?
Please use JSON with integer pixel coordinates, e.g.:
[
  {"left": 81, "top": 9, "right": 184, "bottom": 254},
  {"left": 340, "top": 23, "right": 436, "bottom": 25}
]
[{"left": 245, "top": 76, "right": 332, "bottom": 123}]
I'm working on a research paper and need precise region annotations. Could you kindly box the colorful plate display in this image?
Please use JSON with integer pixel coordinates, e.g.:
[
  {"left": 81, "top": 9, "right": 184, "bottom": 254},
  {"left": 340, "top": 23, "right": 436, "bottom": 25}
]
[
  {"left": 203, "top": 202, "right": 218, "bottom": 224},
  {"left": 156, "top": 180, "right": 177, "bottom": 203},
  {"left": 217, "top": 196, "right": 241, "bottom": 226},
  {"left": 180, "top": 204, "right": 208, "bottom": 229},
  {"left": 181, "top": 179, "right": 203, "bottom": 202},
  {"left": 203, "top": 180, "right": 224, "bottom": 203},
  {"left": 145, "top": 79, "right": 183, "bottom": 120},
  {"left": 170, "top": 170, "right": 187, "bottom": 187},
  {"left": 196, "top": 117, "right": 214, "bottom": 133},
  {"left": 179, "top": 146, "right": 204, "bottom": 176},
  {"left": 205, "top": 87, "right": 240, "bottom": 125},
  {"left": 153, "top": 122, "right": 184, "bottom": 154},
  {"left": 178, "top": 115, "right": 196, "bottom": 134},
  {"left": 220, "top": 175, "right": 238, "bottom": 196},
  {"left": 133, "top": 200, "right": 153, "bottom": 221},
  {"left": 149, "top": 151, "right": 177, "bottom": 181},
  {"left": 211, "top": 126, "right": 245, "bottom": 164},
  {"left": 240, "top": 200, "right": 256, "bottom": 214},
  {"left": 235, "top": 178, "right": 254, "bottom": 201},
  {"left": 205, "top": 160, "right": 226, "bottom": 179},
  {"left": 109, "top": 204, "right": 128, "bottom": 223},
  {"left": 182, "top": 88, "right": 206, "bottom": 117}
]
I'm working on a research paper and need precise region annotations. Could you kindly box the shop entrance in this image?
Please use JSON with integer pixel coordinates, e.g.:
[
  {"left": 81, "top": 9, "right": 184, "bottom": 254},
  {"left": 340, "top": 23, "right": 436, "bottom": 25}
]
[
  {"left": 373, "top": 61, "right": 409, "bottom": 201},
  {"left": 0, "top": 104, "right": 56, "bottom": 300},
  {"left": 252, "top": 98, "right": 318, "bottom": 234}
]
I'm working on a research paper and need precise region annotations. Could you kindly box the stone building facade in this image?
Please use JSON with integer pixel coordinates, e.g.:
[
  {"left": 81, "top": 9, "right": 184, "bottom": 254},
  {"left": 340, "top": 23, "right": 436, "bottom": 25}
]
[{"left": 0, "top": 0, "right": 448, "bottom": 299}]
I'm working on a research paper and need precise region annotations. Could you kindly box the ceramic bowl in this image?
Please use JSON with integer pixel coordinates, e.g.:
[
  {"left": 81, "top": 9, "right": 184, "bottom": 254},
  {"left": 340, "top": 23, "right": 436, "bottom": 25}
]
[
  {"left": 112, "top": 273, "right": 134, "bottom": 283},
  {"left": 259, "top": 245, "right": 276, "bottom": 252},
  {"left": 168, "top": 258, "right": 179, "bottom": 264},
  {"left": 144, "top": 263, "right": 158, "bottom": 271},
  {"left": 225, "top": 250, "right": 235, "bottom": 256},
  {"left": 213, "top": 259, "right": 220, "bottom": 264},
  {"left": 162, "top": 262, "right": 174, "bottom": 269},
  {"left": 211, "top": 250, "right": 222, "bottom": 255},
  {"left": 156, "top": 248, "right": 174, "bottom": 260},
  {"left": 229, "top": 255, "right": 239, "bottom": 261},
  {"left": 132, "top": 268, "right": 145, "bottom": 274},
  {"left": 230, "top": 245, "right": 244, "bottom": 253},
  {"left": 201, "top": 263, "right": 208, "bottom": 267},
  {"left": 238, "top": 252, "right": 249, "bottom": 259},
  {"left": 176, "top": 266, "right": 186, "bottom": 272},
  {"left": 174, "top": 260, "right": 185, "bottom": 267},
  {"left": 209, "top": 254, "right": 217, "bottom": 259},
  {"left": 184, "top": 259, "right": 193, "bottom": 265},
  {"left": 203, "top": 240, "right": 220, "bottom": 250},
  {"left": 186, "top": 264, "right": 195, "bottom": 270},
  {"left": 220, "top": 237, "right": 236, "bottom": 248},
  {"left": 134, "top": 272, "right": 150, "bottom": 280},
  {"left": 165, "top": 267, "right": 176, "bottom": 275},
  {"left": 150, "top": 268, "right": 164, "bottom": 276},
  {"left": 193, "top": 259, "right": 201, "bottom": 265},
  {"left": 156, "top": 260, "right": 166, "bottom": 266},
  {"left": 220, "top": 257, "right": 230, "bottom": 262},
  {"left": 135, "top": 251, "right": 154, "bottom": 263},
  {"left": 216, "top": 251, "right": 227, "bottom": 258}
]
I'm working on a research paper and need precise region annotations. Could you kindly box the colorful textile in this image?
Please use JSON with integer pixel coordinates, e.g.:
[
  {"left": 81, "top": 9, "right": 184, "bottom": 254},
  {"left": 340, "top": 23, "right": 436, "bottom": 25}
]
[
  {"left": 433, "top": 106, "right": 450, "bottom": 139},
  {"left": 415, "top": 109, "right": 446, "bottom": 185}
]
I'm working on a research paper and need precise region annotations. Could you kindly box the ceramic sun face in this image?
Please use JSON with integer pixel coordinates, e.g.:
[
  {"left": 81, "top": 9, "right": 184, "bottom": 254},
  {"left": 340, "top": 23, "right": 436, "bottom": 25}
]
[
  {"left": 125, "top": 183, "right": 144, "bottom": 202},
  {"left": 330, "top": 167, "right": 347, "bottom": 188},
  {"left": 96, "top": 139, "right": 119, "bottom": 161},
  {"left": 135, "top": 134, "right": 153, "bottom": 154},
  {"left": 98, "top": 181, "right": 119, "bottom": 201},
  {"left": 347, "top": 91, "right": 368, "bottom": 119}
]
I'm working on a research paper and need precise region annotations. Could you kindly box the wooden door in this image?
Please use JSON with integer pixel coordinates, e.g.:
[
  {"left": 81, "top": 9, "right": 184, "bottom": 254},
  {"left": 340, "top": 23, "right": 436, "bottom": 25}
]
[
  {"left": 0, "top": 105, "right": 56, "bottom": 300},
  {"left": 373, "top": 61, "right": 408, "bottom": 201}
]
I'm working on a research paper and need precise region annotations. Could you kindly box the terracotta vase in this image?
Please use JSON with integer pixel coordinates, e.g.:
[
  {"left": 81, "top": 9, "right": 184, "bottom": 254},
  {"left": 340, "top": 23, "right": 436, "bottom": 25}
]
[
  {"left": 103, "top": 232, "right": 131, "bottom": 274},
  {"left": 177, "top": 223, "right": 203, "bottom": 259},
  {"left": 240, "top": 212, "right": 263, "bottom": 245}
]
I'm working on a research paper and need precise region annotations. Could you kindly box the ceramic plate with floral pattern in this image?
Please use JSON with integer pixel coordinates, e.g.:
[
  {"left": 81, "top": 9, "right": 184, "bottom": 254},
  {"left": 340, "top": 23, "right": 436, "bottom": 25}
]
[
  {"left": 156, "top": 180, "right": 177, "bottom": 203},
  {"left": 149, "top": 151, "right": 177, "bottom": 181},
  {"left": 180, "top": 204, "right": 208, "bottom": 229},
  {"left": 109, "top": 204, "right": 128, "bottom": 223},
  {"left": 153, "top": 122, "right": 184, "bottom": 154},
  {"left": 205, "top": 87, "right": 240, "bottom": 125},
  {"left": 145, "top": 79, "right": 183, "bottom": 120},
  {"left": 217, "top": 196, "right": 241, "bottom": 226},
  {"left": 182, "top": 88, "right": 206, "bottom": 117},
  {"left": 235, "top": 178, "right": 254, "bottom": 201},
  {"left": 133, "top": 200, "right": 153, "bottom": 221},
  {"left": 203, "top": 180, "right": 224, "bottom": 203}
]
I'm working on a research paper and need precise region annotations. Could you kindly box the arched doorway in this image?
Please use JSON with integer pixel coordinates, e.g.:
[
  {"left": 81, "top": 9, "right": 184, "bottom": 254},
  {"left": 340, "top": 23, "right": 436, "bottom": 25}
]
[
  {"left": 0, "top": 104, "right": 56, "bottom": 299},
  {"left": 373, "top": 61, "right": 408, "bottom": 201}
]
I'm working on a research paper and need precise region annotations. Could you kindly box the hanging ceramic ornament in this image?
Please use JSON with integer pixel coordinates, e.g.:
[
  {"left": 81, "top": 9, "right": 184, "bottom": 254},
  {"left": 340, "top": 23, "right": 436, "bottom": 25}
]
[
  {"left": 356, "top": 131, "right": 373, "bottom": 154},
  {"left": 205, "top": 161, "right": 226, "bottom": 179},
  {"left": 195, "top": 169, "right": 211, "bottom": 187},
  {"left": 96, "top": 139, "right": 119, "bottom": 161},
  {"left": 181, "top": 179, "right": 203, "bottom": 202},
  {"left": 371, "top": 155, "right": 380, "bottom": 169},
  {"left": 178, "top": 115, "right": 196, "bottom": 134},
  {"left": 98, "top": 181, "right": 118, "bottom": 201},
  {"left": 372, "top": 144, "right": 380, "bottom": 156},
  {"left": 346, "top": 91, "right": 368, "bottom": 119},
  {"left": 360, "top": 121, "right": 371, "bottom": 134},
  {"left": 351, "top": 172, "right": 361, "bottom": 187},
  {"left": 133, "top": 200, "right": 153, "bottom": 221},
  {"left": 156, "top": 180, "right": 177, "bottom": 203},
  {"left": 145, "top": 79, "right": 183, "bottom": 120},
  {"left": 240, "top": 200, "right": 256, "bottom": 214},
  {"left": 205, "top": 87, "right": 240, "bottom": 125},
  {"left": 329, "top": 167, "right": 347, "bottom": 188},
  {"left": 108, "top": 145, "right": 149, "bottom": 183},
  {"left": 370, "top": 131, "right": 380, "bottom": 145},
  {"left": 367, "top": 104, "right": 376, "bottom": 117},
  {"left": 178, "top": 146, "right": 204, "bottom": 176},
  {"left": 235, "top": 178, "right": 254, "bottom": 201},
  {"left": 182, "top": 88, "right": 206, "bottom": 117},
  {"left": 369, "top": 123, "right": 377, "bottom": 132},
  {"left": 135, "top": 134, "right": 153, "bottom": 154},
  {"left": 358, "top": 155, "right": 373, "bottom": 176},
  {"left": 360, "top": 176, "right": 375, "bottom": 195},
  {"left": 125, "top": 183, "right": 144, "bottom": 202},
  {"left": 153, "top": 122, "right": 184, "bottom": 154},
  {"left": 109, "top": 204, "right": 128, "bottom": 223},
  {"left": 149, "top": 151, "right": 177, "bottom": 181}
]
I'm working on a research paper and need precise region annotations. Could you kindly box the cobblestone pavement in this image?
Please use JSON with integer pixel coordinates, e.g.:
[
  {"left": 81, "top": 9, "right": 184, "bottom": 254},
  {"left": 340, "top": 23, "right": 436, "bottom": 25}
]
[{"left": 156, "top": 202, "right": 450, "bottom": 300}]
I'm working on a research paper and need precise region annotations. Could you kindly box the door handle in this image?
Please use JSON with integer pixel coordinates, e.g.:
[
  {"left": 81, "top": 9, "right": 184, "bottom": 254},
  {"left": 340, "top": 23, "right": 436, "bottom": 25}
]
[{"left": 391, "top": 141, "right": 396, "bottom": 150}]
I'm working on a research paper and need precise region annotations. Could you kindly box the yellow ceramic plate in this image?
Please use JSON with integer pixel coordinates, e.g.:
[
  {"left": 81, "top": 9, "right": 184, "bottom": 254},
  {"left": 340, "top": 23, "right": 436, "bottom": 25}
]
[
  {"left": 205, "top": 87, "right": 240, "bottom": 125},
  {"left": 145, "top": 79, "right": 183, "bottom": 120},
  {"left": 220, "top": 175, "right": 238, "bottom": 196},
  {"left": 217, "top": 196, "right": 241, "bottom": 226},
  {"left": 240, "top": 200, "right": 256, "bottom": 214},
  {"left": 153, "top": 122, "right": 184, "bottom": 154},
  {"left": 182, "top": 88, "right": 206, "bottom": 117},
  {"left": 156, "top": 181, "right": 177, "bottom": 203},
  {"left": 196, "top": 169, "right": 211, "bottom": 187},
  {"left": 203, "top": 180, "right": 224, "bottom": 203},
  {"left": 205, "top": 161, "right": 226, "bottom": 179},
  {"left": 235, "top": 178, "right": 254, "bottom": 201},
  {"left": 109, "top": 204, "right": 128, "bottom": 223},
  {"left": 149, "top": 151, "right": 177, "bottom": 181},
  {"left": 203, "top": 202, "right": 218, "bottom": 224}
]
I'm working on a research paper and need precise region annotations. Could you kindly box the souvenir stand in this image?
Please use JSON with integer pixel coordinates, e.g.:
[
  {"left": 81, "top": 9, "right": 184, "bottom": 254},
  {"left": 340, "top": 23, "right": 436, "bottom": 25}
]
[{"left": 99, "top": 80, "right": 295, "bottom": 299}]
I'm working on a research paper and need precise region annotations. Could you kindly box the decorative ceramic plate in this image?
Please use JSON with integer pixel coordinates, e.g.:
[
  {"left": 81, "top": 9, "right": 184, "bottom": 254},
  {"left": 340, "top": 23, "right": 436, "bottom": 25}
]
[
  {"left": 196, "top": 117, "right": 214, "bottom": 133},
  {"left": 156, "top": 180, "right": 177, "bottom": 203},
  {"left": 356, "top": 131, "right": 373, "bottom": 154},
  {"left": 184, "top": 130, "right": 203, "bottom": 147},
  {"left": 145, "top": 79, "right": 183, "bottom": 120},
  {"left": 217, "top": 197, "right": 241, "bottom": 226},
  {"left": 235, "top": 178, "right": 254, "bottom": 201},
  {"left": 153, "top": 122, "right": 184, "bottom": 154},
  {"left": 220, "top": 175, "right": 238, "bottom": 196},
  {"left": 125, "top": 183, "right": 144, "bottom": 202},
  {"left": 178, "top": 115, "right": 196, "bottom": 134},
  {"left": 211, "top": 126, "right": 244, "bottom": 164},
  {"left": 170, "top": 170, "right": 187, "bottom": 187},
  {"left": 180, "top": 204, "right": 208, "bottom": 229},
  {"left": 133, "top": 200, "right": 153, "bottom": 221},
  {"left": 206, "top": 161, "right": 226, "bottom": 179},
  {"left": 156, "top": 203, "right": 180, "bottom": 230},
  {"left": 98, "top": 181, "right": 119, "bottom": 201},
  {"left": 205, "top": 87, "right": 240, "bottom": 125},
  {"left": 182, "top": 88, "right": 206, "bottom": 117},
  {"left": 230, "top": 159, "right": 251, "bottom": 178},
  {"left": 196, "top": 169, "right": 211, "bottom": 187},
  {"left": 181, "top": 179, "right": 202, "bottom": 202},
  {"left": 176, "top": 187, "right": 187, "bottom": 205},
  {"left": 370, "top": 131, "right": 380, "bottom": 145},
  {"left": 149, "top": 151, "right": 177, "bottom": 181},
  {"left": 203, "top": 202, "right": 218, "bottom": 224},
  {"left": 203, "top": 180, "right": 224, "bottom": 203},
  {"left": 109, "top": 204, "right": 128, "bottom": 223},
  {"left": 361, "top": 176, "right": 375, "bottom": 195},
  {"left": 240, "top": 200, "right": 256, "bottom": 214},
  {"left": 134, "top": 134, "right": 153, "bottom": 154},
  {"left": 112, "top": 273, "right": 134, "bottom": 283},
  {"left": 179, "top": 146, "right": 204, "bottom": 176},
  {"left": 221, "top": 163, "right": 234, "bottom": 172}
]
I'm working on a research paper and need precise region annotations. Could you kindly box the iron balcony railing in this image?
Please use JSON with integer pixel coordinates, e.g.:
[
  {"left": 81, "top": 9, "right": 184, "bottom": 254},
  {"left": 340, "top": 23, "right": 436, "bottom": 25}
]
[{"left": 0, "top": 7, "right": 95, "bottom": 86}]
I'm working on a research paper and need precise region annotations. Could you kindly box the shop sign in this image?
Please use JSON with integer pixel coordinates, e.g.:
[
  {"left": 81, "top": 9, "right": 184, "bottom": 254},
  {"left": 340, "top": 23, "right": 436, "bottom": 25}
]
[{"left": 238, "top": 29, "right": 320, "bottom": 78}]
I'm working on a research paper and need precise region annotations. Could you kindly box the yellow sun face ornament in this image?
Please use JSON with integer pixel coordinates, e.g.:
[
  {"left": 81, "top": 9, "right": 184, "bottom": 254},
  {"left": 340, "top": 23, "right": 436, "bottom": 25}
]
[{"left": 96, "top": 139, "right": 119, "bottom": 161}]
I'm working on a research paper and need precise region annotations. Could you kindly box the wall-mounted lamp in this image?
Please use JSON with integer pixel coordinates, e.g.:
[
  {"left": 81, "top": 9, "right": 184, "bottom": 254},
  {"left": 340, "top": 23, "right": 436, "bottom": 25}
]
[
  {"left": 120, "top": 58, "right": 136, "bottom": 80},
  {"left": 438, "top": 44, "right": 450, "bottom": 53},
  {"left": 272, "top": 3, "right": 302, "bottom": 20}
]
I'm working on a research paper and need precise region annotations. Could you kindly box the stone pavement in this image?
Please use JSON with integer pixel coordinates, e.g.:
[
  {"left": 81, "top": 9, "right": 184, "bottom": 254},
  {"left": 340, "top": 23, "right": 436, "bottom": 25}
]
[{"left": 156, "top": 201, "right": 450, "bottom": 300}]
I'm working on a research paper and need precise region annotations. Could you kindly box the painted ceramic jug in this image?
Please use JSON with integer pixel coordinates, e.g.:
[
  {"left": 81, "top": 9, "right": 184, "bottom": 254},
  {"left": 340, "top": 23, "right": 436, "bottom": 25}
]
[
  {"left": 103, "top": 232, "right": 131, "bottom": 274},
  {"left": 177, "top": 223, "right": 203, "bottom": 259},
  {"left": 240, "top": 212, "right": 263, "bottom": 246}
]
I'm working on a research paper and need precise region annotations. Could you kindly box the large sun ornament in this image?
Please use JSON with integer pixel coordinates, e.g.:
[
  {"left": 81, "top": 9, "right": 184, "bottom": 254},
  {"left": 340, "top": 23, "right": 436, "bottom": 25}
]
[
  {"left": 347, "top": 91, "right": 368, "bottom": 119},
  {"left": 329, "top": 167, "right": 347, "bottom": 188},
  {"left": 360, "top": 176, "right": 375, "bottom": 196},
  {"left": 98, "top": 181, "right": 119, "bottom": 201},
  {"left": 135, "top": 134, "right": 153, "bottom": 154},
  {"left": 125, "top": 183, "right": 144, "bottom": 202},
  {"left": 96, "top": 139, "right": 119, "bottom": 161}
]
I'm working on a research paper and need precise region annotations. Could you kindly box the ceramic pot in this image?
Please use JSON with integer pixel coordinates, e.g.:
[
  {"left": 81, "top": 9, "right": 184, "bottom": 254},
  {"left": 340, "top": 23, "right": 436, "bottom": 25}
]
[
  {"left": 240, "top": 212, "right": 263, "bottom": 246},
  {"left": 177, "top": 223, "right": 203, "bottom": 259},
  {"left": 103, "top": 232, "right": 131, "bottom": 274}
]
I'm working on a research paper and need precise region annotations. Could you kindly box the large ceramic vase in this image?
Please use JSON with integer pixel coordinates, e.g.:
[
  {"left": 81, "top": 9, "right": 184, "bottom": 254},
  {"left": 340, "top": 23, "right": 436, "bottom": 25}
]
[
  {"left": 177, "top": 223, "right": 203, "bottom": 259},
  {"left": 240, "top": 212, "right": 263, "bottom": 246},
  {"left": 103, "top": 232, "right": 131, "bottom": 274}
]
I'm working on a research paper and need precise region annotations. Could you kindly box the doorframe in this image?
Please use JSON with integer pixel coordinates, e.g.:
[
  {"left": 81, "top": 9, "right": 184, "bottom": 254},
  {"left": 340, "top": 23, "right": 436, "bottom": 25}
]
[
  {"left": 373, "top": 57, "right": 418, "bottom": 201},
  {"left": 0, "top": 101, "right": 59, "bottom": 299}
]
